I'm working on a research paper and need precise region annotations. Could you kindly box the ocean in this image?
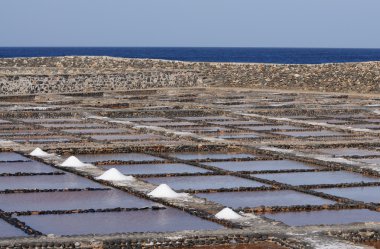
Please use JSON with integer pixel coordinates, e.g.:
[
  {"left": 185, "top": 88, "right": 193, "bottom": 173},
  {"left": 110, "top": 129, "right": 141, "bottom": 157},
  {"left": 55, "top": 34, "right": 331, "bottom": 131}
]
[{"left": 1, "top": 47, "right": 380, "bottom": 64}]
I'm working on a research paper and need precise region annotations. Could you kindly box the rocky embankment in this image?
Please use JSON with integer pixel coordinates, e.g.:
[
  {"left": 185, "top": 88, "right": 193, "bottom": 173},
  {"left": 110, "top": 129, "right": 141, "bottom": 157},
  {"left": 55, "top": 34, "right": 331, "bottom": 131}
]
[{"left": 0, "top": 56, "right": 379, "bottom": 95}]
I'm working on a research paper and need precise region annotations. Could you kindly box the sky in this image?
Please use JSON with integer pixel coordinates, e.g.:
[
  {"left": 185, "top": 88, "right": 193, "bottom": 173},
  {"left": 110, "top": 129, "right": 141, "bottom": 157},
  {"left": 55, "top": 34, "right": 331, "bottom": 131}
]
[{"left": 1, "top": 0, "right": 380, "bottom": 48}]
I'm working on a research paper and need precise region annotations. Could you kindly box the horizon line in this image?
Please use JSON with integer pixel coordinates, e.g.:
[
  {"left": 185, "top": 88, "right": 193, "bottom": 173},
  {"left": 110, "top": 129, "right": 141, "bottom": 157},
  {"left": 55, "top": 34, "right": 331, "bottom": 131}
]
[{"left": 1, "top": 46, "right": 380, "bottom": 50}]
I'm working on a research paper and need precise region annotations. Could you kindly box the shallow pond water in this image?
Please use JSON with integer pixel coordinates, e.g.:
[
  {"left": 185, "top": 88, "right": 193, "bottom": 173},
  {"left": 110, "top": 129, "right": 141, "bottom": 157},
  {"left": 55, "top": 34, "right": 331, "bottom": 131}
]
[
  {"left": 0, "top": 152, "right": 31, "bottom": 162},
  {"left": 102, "top": 163, "right": 209, "bottom": 175},
  {"left": 197, "top": 190, "right": 334, "bottom": 208},
  {"left": 0, "top": 219, "right": 27, "bottom": 238},
  {"left": 18, "top": 209, "right": 223, "bottom": 235},
  {"left": 265, "top": 209, "right": 380, "bottom": 226},
  {"left": 180, "top": 116, "right": 235, "bottom": 121},
  {"left": 315, "top": 186, "right": 380, "bottom": 203},
  {"left": 40, "top": 123, "right": 106, "bottom": 128},
  {"left": 91, "top": 134, "right": 162, "bottom": 141},
  {"left": 357, "top": 158, "right": 380, "bottom": 164},
  {"left": 0, "top": 161, "right": 59, "bottom": 174},
  {"left": 21, "top": 118, "right": 82, "bottom": 123},
  {"left": 63, "top": 128, "right": 127, "bottom": 134},
  {"left": 253, "top": 171, "right": 380, "bottom": 186},
  {"left": 118, "top": 117, "right": 171, "bottom": 122},
  {"left": 169, "top": 153, "right": 256, "bottom": 161},
  {"left": 0, "top": 119, "right": 10, "bottom": 124},
  {"left": 0, "top": 173, "right": 103, "bottom": 191},
  {"left": 273, "top": 130, "right": 345, "bottom": 137},
  {"left": 144, "top": 175, "right": 268, "bottom": 190},
  {"left": 76, "top": 153, "right": 165, "bottom": 163},
  {"left": 178, "top": 126, "right": 231, "bottom": 133},
  {"left": 0, "top": 189, "right": 153, "bottom": 212},
  {"left": 13, "top": 138, "right": 77, "bottom": 144},
  {"left": 241, "top": 125, "right": 303, "bottom": 131},
  {"left": 204, "top": 160, "right": 318, "bottom": 172},
  {"left": 209, "top": 120, "right": 264, "bottom": 126},
  {"left": 217, "top": 134, "right": 261, "bottom": 140},
  {"left": 317, "top": 148, "right": 380, "bottom": 157},
  {"left": 141, "top": 121, "right": 198, "bottom": 127}
]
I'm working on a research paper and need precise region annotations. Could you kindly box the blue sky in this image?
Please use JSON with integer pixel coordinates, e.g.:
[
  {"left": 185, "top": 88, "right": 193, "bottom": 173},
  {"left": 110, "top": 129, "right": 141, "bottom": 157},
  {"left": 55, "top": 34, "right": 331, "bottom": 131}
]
[{"left": 1, "top": 0, "right": 379, "bottom": 48}]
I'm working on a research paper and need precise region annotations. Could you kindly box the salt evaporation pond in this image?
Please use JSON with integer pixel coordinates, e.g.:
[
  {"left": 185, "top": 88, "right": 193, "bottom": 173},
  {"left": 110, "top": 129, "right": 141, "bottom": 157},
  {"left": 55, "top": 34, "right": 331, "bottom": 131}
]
[
  {"left": 0, "top": 219, "right": 27, "bottom": 238},
  {"left": 209, "top": 120, "right": 264, "bottom": 126},
  {"left": 357, "top": 158, "right": 380, "bottom": 165},
  {"left": 180, "top": 116, "right": 235, "bottom": 121},
  {"left": 0, "top": 152, "right": 31, "bottom": 162},
  {"left": 0, "top": 161, "right": 60, "bottom": 174},
  {"left": 0, "top": 189, "right": 154, "bottom": 212},
  {"left": 76, "top": 153, "right": 165, "bottom": 163},
  {"left": 197, "top": 190, "right": 334, "bottom": 208},
  {"left": 102, "top": 163, "right": 210, "bottom": 175},
  {"left": 63, "top": 128, "right": 127, "bottom": 134},
  {"left": 315, "top": 186, "right": 380, "bottom": 203},
  {"left": 18, "top": 209, "right": 223, "bottom": 235},
  {"left": 273, "top": 130, "right": 345, "bottom": 137},
  {"left": 91, "top": 134, "right": 162, "bottom": 141},
  {"left": 144, "top": 175, "right": 268, "bottom": 190},
  {"left": 265, "top": 209, "right": 380, "bottom": 226},
  {"left": 40, "top": 123, "right": 106, "bottom": 128},
  {"left": 204, "top": 160, "right": 318, "bottom": 172},
  {"left": 0, "top": 174, "right": 103, "bottom": 191},
  {"left": 253, "top": 171, "right": 380, "bottom": 186},
  {"left": 13, "top": 137, "right": 77, "bottom": 144},
  {"left": 241, "top": 125, "right": 303, "bottom": 131},
  {"left": 169, "top": 153, "right": 255, "bottom": 161},
  {"left": 217, "top": 133, "right": 261, "bottom": 139},
  {"left": 317, "top": 148, "right": 380, "bottom": 157},
  {"left": 20, "top": 118, "right": 82, "bottom": 123}
]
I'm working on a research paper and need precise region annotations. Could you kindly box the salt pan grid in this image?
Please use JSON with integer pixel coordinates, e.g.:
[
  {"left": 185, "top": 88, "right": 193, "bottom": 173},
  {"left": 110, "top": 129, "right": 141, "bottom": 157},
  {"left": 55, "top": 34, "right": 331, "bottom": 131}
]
[{"left": 3, "top": 88, "right": 380, "bottom": 248}]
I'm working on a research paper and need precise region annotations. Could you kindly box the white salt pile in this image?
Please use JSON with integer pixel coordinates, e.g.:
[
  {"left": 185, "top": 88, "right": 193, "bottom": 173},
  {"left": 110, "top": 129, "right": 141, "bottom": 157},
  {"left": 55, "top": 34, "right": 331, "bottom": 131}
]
[
  {"left": 30, "top": 148, "right": 52, "bottom": 157},
  {"left": 60, "top": 156, "right": 92, "bottom": 168},
  {"left": 215, "top": 208, "right": 242, "bottom": 220},
  {"left": 95, "top": 168, "right": 135, "bottom": 181},
  {"left": 148, "top": 184, "right": 188, "bottom": 198}
]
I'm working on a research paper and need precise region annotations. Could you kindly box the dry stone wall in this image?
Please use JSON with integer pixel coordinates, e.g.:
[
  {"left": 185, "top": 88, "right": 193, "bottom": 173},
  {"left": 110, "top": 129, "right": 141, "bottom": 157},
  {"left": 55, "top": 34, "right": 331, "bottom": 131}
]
[{"left": 0, "top": 56, "right": 379, "bottom": 95}]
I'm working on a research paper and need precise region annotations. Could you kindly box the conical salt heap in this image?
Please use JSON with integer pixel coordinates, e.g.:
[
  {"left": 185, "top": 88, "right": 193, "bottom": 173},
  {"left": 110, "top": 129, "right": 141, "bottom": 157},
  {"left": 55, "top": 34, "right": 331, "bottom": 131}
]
[
  {"left": 60, "top": 156, "right": 92, "bottom": 167},
  {"left": 215, "top": 207, "right": 242, "bottom": 220},
  {"left": 95, "top": 168, "right": 135, "bottom": 181},
  {"left": 148, "top": 184, "right": 188, "bottom": 198},
  {"left": 30, "top": 147, "right": 51, "bottom": 157}
]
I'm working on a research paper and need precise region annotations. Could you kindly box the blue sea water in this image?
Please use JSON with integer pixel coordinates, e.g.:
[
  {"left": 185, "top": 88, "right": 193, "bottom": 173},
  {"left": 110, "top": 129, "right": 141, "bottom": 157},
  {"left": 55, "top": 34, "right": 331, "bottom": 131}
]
[{"left": 1, "top": 47, "right": 380, "bottom": 64}]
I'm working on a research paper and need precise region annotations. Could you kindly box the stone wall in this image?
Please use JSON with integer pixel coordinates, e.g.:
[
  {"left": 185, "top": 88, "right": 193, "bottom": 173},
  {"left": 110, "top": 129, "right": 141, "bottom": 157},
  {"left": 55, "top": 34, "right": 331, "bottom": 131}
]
[
  {"left": 0, "top": 71, "right": 203, "bottom": 95},
  {"left": 0, "top": 56, "right": 379, "bottom": 95}
]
